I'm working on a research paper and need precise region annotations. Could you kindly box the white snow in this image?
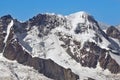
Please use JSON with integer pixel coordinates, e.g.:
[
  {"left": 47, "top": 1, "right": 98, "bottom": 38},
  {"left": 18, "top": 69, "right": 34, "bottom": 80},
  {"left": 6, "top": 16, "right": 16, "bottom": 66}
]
[
  {"left": 98, "top": 22, "right": 110, "bottom": 30},
  {"left": 3, "top": 20, "right": 13, "bottom": 43},
  {"left": 110, "top": 37, "right": 120, "bottom": 48},
  {"left": 67, "top": 11, "right": 89, "bottom": 33},
  {"left": 2, "top": 20, "right": 14, "bottom": 53},
  {"left": 105, "top": 52, "right": 108, "bottom": 59},
  {"left": 98, "top": 35, "right": 111, "bottom": 50},
  {"left": 86, "top": 48, "right": 90, "bottom": 52}
]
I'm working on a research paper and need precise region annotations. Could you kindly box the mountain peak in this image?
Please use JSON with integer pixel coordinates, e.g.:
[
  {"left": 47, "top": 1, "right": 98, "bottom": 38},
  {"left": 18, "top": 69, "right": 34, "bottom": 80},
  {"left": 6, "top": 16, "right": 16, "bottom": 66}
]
[
  {"left": 68, "top": 11, "right": 97, "bottom": 23},
  {"left": 67, "top": 11, "right": 99, "bottom": 34},
  {"left": 68, "top": 11, "right": 90, "bottom": 23},
  {"left": 0, "top": 14, "right": 13, "bottom": 20},
  {"left": 69, "top": 11, "right": 90, "bottom": 18}
]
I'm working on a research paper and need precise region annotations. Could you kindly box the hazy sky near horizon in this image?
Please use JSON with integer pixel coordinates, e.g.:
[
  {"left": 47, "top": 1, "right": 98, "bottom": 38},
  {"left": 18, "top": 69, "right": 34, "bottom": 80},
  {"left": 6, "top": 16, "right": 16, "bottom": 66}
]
[{"left": 0, "top": 0, "right": 120, "bottom": 25}]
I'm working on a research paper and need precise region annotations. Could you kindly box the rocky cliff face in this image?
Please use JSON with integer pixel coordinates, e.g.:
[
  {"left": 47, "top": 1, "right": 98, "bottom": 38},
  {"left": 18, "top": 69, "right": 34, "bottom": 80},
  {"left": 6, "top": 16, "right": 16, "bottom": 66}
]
[
  {"left": 0, "top": 11, "right": 120, "bottom": 80},
  {"left": 106, "top": 26, "right": 120, "bottom": 40}
]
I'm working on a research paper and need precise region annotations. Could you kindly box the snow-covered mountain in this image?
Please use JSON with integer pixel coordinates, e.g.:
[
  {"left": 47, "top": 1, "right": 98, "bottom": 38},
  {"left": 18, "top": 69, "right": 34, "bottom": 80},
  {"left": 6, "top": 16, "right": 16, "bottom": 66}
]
[{"left": 0, "top": 11, "right": 120, "bottom": 80}]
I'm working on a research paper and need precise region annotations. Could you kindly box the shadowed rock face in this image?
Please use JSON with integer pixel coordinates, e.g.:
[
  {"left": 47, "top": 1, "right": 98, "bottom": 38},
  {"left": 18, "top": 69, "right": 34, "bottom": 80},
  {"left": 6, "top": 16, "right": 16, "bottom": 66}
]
[
  {"left": 0, "top": 18, "right": 79, "bottom": 80},
  {"left": 0, "top": 33, "right": 5, "bottom": 52},
  {"left": 0, "top": 15, "right": 13, "bottom": 52},
  {"left": 106, "top": 26, "right": 120, "bottom": 40}
]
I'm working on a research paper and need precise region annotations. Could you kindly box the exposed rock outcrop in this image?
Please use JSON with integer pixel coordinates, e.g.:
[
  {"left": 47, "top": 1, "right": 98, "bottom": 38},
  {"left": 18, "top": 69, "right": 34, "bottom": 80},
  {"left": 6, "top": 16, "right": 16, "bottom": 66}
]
[
  {"left": 106, "top": 26, "right": 120, "bottom": 40},
  {"left": 0, "top": 15, "right": 13, "bottom": 52}
]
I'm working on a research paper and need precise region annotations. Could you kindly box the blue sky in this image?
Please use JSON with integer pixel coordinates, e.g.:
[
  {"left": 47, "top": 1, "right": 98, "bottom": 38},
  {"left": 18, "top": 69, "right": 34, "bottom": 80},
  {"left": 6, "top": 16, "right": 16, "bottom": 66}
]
[{"left": 0, "top": 0, "right": 120, "bottom": 25}]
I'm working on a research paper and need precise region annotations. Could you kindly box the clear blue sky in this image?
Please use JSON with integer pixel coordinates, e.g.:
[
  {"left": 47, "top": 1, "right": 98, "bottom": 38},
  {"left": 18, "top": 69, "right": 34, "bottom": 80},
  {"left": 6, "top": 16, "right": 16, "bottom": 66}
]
[{"left": 0, "top": 0, "right": 120, "bottom": 25}]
